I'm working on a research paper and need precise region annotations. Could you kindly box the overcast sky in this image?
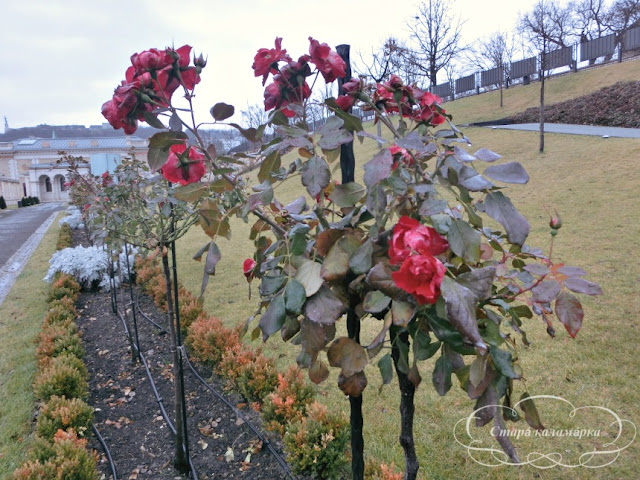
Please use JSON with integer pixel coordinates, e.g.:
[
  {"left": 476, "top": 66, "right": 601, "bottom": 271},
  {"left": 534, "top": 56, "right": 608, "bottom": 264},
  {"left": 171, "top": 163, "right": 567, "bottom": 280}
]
[{"left": 0, "top": 0, "right": 541, "bottom": 130}]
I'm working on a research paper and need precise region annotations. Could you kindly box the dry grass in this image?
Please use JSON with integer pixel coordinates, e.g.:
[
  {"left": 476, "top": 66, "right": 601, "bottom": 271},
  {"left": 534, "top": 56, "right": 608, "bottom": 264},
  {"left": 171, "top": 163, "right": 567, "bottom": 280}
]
[
  {"left": 174, "top": 125, "right": 640, "bottom": 479},
  {"left": 444, "top": 58, "right": 640, "bottom": 125},
  {"left": 0, "top": 214, "right": 62, "bottom": 478}
]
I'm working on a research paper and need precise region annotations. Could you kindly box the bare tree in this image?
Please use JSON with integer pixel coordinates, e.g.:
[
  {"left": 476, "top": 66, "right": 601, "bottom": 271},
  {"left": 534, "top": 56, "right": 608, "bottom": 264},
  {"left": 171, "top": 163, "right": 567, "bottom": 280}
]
[
  {"left": 519, "top": 0, "right": 566, "bottom": 153},
  {"left": 605, "top": 0, "right": 640, "bottom": 58},
  {"left": 574, "top": 0, "right": 610, "bottom": 41},
  {"left": 467, "top": 32, "right": 515, "bottom": 107},
  {"left": 406, "top": 0, "right": 466, "bottom": 88},
  {"left": 241, "top": 103, "right": 269, "bottom": 130},
  {"left": 520, "top": 0, "right": 578, "bottom": 50}
]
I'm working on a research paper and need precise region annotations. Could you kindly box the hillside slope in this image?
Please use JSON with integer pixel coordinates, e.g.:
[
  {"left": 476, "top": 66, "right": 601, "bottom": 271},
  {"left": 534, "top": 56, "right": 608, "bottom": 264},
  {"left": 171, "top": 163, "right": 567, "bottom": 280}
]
[
  {"left": 506, "top": 81, "right": 640, "bottom": 128},
  {"left": 444, "top": 59, "right": 640, "bottom": 125}
]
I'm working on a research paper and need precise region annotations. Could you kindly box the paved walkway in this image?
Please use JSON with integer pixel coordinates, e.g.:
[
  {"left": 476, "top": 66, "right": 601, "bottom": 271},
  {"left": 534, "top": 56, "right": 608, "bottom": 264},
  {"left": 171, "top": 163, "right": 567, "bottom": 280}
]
[
  {"left": 488, "top": 123, "right": 640, "bottom": 138},
  {"left": 0, "top": 202, "right": 66, "bottom": 306}
]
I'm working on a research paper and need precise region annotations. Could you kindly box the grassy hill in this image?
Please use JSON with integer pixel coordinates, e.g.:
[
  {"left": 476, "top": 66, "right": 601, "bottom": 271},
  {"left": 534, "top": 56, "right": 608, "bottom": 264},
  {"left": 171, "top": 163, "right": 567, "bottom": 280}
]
[
  {"left": 173, "top": 120, "right": 640, "bottom": 479},
  {"left": 444, "top": 59, "right": 640, "bottom": 125}
]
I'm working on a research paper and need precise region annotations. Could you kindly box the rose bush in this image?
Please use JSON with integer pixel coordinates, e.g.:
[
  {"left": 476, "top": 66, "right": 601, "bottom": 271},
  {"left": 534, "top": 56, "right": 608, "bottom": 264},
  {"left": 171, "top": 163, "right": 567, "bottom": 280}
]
[{"left": 66, "top": 35, "right": 603, "bottom": 480}]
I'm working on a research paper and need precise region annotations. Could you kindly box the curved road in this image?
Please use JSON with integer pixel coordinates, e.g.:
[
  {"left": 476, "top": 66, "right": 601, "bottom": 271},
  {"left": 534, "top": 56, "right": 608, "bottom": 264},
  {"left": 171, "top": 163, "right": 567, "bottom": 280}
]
[{"left": 0, "top": 202, "right": 66, "bottom": 305}]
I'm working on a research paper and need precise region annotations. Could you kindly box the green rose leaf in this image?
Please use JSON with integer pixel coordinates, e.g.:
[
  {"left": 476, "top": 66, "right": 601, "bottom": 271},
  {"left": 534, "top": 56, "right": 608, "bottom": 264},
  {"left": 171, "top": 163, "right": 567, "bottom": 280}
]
[
  {"left": 301, "top": 156, "right": 330, "bottom": 198},
  {"left": 459, "top": 165, "right": 495, "bottom": 191},
  {"left": 174, "top": 183, "right": 209, "bottom": 202},
  {"left": 363, "top": 290, "right": 391, "bottom": 313},
  {"left": 349, "top": 239, "right": 373, "bottom": 275},
  {"left": 474, "top": 148, "right": 502, "bottom": 162},
  {"left": 259, "top": 294, "right": 286, "bottom": 341},
  {"left": 432, "top": 354, "right": 453, "bottom": 396},
  {"left": 303, "top": 285, "right": 345, "bottom": 325},
  {"left": 329, "top": 182, "right": 366, "bottom": 207},
  {"left": 448, "top": 219, "right": 481, "bottom": 263},
  {"left": 489, "top": 345, "right": 521, "bottom": 379},
  {"left": 210, "top": 102, "right": 235, "bottom": 121},
  {"left": 147, "top": 131, "right": 188, "bottom": 172},
  {"left": 377, "top": 353, "right": 393, "bottom": 388},
  {"left": 483, "top": 162, "right": 530, "bottom": 184},
  {"left": 563, "top": 277, "right": 603, "bottom": 296},
  {"left": 482, "top": 191, "right": 530, "bottom": 246},
  {"left": 284, "top": 279, "right": 306, "bottom": 315},
  {"left": 555, "top": 291, "right": 584, "bottom": 338},
  {"left": 441, "top": 277, "right": 488, "bottom": 352},
  {"left": 328, "top": 337, "right": 369, "bottom": 378},
  {"left": 363, "top": 149, "right": 393, "bottom": 188},
  {"left": 309, "top": 359, "right": 330, "bottom": 384},
  {"left": 294, "top": 259, "right": 323, "bottom": 297},
  {"left": 518, "top": 392, "right": 545, "bottom": 431}
]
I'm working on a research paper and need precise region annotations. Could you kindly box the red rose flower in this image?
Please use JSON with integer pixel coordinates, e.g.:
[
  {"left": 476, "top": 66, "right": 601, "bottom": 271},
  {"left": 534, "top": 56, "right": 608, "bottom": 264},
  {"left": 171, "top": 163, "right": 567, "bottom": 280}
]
[
  {"left": 389, "top": 216, "right": 448, "bottom": 265},
  {"left": 308, "top": 37, "right": 346, "bottom": 83},
  {"left": 335, "top": 95, "right": 354, "bottom": 111},
  {"left": 263, "top": 58, "right": 312, "bottom": 117},
  {"left": 412, "top": 90, "right": 446, "bottom": 126},
  {"left": 160, "top": 143, "right": 206, "bottom": 185},
  {"left": 389, "top": 74, "right": 404, "bottom": 89},
  {"left": 243, "top": 258, "right": 257, "bottom": 282},
  {"left": 389, "top": 145, "right": 414, "bottom": 170},
  {"left": 253, "top": 37, "right": 292, "bottom": 86},
  {"left": 392, "top": 254, "right": 446, "bottom": 305}
]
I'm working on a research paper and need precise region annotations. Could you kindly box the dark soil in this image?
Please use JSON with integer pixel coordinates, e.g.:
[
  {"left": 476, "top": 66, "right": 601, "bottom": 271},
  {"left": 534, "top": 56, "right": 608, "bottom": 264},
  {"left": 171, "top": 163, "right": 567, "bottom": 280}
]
[
  {"left": 506, "top": 81, "right": 640, "bottom": 128},
  {"left": 73, "top": 232, "right": 297, "bottom": 479}
]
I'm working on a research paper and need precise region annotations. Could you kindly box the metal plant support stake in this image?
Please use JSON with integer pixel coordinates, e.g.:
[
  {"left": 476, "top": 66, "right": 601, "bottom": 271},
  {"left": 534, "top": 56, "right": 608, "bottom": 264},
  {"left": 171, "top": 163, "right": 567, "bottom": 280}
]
[
  {"left": 124, "top": 242, "right": 141, "bottom": 361},
  {"left": 337, "top": 42, "right": 364, "bottom": 480}
]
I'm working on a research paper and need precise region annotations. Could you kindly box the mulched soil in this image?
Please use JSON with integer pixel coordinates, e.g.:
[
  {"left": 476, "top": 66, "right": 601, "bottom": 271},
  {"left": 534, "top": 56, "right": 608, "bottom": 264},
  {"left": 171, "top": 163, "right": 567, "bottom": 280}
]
[
  {"left": 72, "top": 230, "right": 297, "bottom": 480},
  {"left": 506, "top": 80, "right": 640, "bottom": 128}
]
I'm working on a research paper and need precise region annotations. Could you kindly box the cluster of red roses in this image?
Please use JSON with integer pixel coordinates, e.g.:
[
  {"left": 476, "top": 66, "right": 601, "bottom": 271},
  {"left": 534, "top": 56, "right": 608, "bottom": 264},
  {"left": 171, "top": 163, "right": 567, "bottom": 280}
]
[
  {"left": 389, "top": 216, "right": 449, "bottom": 305},
  {"left": 253, "top": 37, "right": 346, "bottom": 117},
  {"left": 161, "top": 143, "right": 207, "bottom": 186},
  {"left": 101, "top": 45, "right": 202, "bottom": 134},
  {"left": 373, "top": 74, "right": 446, "bottom": 127}
]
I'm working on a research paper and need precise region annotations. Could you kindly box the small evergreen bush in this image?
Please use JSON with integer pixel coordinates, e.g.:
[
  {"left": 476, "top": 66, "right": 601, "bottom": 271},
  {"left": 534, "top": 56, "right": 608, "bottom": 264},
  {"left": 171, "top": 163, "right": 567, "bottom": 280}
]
[
  {"left": 0, "top": 195, "right": 6, "bottom": 209},
  {"left": 262, "top": 365, "right": 316, "bottom": 435},
  {"left": 219, "top": 343, "right": 278, "bottom": 403},
  {"left": 36, "top": 396, "right": 93, "bottom": 440},
  {"left": 34, "top": 360, "right": 88, "bottom": 402},
  {"left": 186, "top": 314, "right": 241, "bottom": 366},
  {"left": 14, "top": 429, "right": 98, "bottom": 480},
  {"left": 283, "top": 401, "right": 350, "bottom": 480},
  {"left": 35, "top": 324, "right": 83, "bottom": 366}
]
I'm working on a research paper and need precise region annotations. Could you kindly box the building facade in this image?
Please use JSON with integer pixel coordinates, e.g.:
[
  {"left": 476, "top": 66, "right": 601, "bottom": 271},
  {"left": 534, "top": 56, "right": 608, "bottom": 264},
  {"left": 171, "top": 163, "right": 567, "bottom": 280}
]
[{"left": 0, "top": 136, "right": 148, "bottom": 203}]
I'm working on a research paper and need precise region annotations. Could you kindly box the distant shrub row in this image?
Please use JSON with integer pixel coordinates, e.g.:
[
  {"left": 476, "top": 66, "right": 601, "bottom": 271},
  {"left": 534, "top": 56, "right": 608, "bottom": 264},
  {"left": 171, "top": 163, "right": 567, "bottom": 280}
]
[
  {"left": 13, "top": 229, "right": 98, "bottom": 479},
  {"left": 18, "top": 196, "right": 40, "bottom": 207}
]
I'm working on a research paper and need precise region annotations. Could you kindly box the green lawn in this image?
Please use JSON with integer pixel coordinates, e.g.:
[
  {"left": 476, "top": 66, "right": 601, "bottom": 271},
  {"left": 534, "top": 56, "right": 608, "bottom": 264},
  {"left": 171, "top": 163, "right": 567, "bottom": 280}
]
[
  {"left": 174, "top": 126, "right": 640, "bottom": 479},
  {"left": 0, "top": 214, "right": 61, "bottom": 478}
]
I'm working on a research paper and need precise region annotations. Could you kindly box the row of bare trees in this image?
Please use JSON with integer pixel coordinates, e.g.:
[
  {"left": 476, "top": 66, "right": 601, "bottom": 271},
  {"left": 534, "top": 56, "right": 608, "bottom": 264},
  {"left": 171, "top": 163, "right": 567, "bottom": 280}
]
[{"left": 352, "top": 0, "right": 639, "bottom": 94}]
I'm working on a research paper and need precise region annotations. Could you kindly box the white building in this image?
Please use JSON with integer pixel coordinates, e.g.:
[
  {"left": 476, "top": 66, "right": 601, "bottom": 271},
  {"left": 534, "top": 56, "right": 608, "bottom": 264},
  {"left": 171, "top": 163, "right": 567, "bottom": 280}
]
[{"left": 0, "top": 136, "right": 148, "bottom": 203}]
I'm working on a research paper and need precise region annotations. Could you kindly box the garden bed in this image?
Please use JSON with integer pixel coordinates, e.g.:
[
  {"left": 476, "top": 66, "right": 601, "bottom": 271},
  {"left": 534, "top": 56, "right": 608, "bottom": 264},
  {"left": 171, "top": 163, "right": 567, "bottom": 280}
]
[{"left": 72, "top": 241, "right": 296, "bottom": 478}]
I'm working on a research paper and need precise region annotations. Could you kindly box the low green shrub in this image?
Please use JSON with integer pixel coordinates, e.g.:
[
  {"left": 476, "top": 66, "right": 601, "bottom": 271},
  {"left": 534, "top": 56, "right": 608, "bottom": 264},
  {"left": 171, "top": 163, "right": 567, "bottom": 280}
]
[
  {"left": 35, "top": 324, "right": 83, "bottom": 366},
  {"left": 47, "top": 286, "right": 79, "bottom": 303},
  {"left": 262, "top": 365, "right": 316, "bottom": 435},
  {"left": 42, "top": 305, "right": 76, "bottom": 329},
  {"left": 14, "top": 429, "right": 98, "bottom": 480},
  {"left": 0, "top": 195, "right": 6, "bottom": 209},
  {"left": 219, "top": 343, "right": 278, "bottom": 403},
  {"left": 186, "top": 314, "right": 241, "bottom": 366},
  {"left": 283, "top": 401, "right": 350, "bottom": 480},
  {"left": 56, "top": 224, "right": 73, "bottom": 250},
  {"left": 34, "top": 359, "right": 88, "bottom": 402},
  {"left": 36, "top": 396, "right": 93, "bottom": 440}
]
